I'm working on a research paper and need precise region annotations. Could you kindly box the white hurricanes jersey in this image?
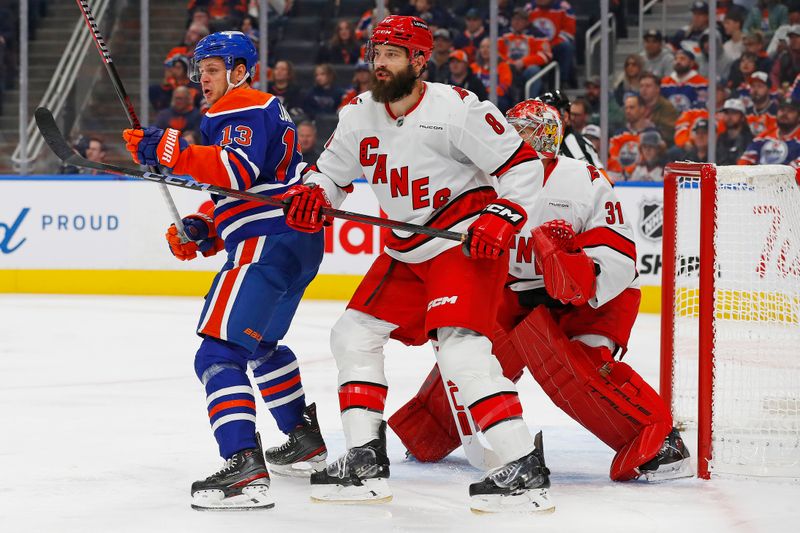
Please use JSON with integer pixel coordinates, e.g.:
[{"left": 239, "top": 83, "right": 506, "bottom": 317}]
[
  {"left": 305, "top": 82, "right": 545, "bottom": 263},
  {"left": 508, "top": 156, "right": 639, "bottom": 308}
]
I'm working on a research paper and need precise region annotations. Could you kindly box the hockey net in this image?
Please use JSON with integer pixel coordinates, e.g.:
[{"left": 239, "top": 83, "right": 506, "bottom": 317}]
[{"left": 660, "top": 162, "right": 800, "bottom": 480}]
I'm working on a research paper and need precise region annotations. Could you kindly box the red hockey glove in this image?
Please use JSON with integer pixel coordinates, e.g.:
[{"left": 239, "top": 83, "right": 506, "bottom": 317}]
[
  {"left": 279, "top": 183, "right": 331, "bottom": 233},
  {"left": 531, "top": 220, "right": 597, "bottom": 305},
  {"left": 165, "top": 212, "right": 224, "bottom": 261},
  {"left": 123, "top": 127, "right": 187, "bottom": 169},
  {"left": 463, "top": 199, "right": 527, "bottom": 260}
]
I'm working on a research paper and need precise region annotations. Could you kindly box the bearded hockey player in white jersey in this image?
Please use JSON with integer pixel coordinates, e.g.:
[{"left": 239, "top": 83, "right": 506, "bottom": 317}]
[
  {"left": 390, "top": 100, "right": 693, "bottom": 483},
  {"left": 280, "top": 16, "right": 554, "bottom": 513}
]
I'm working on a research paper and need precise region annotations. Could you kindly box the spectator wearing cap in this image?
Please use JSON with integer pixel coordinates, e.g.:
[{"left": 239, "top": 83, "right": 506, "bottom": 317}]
[
  {"left": 630, "top": 131, "right": 668, "bottom": 182},
  {"left": 717, "top": 98, "right": 754, "bottom": 165},
  {"left": 640, "top": 29, "right": 674, "bottom": 80},
  {"left": 744, "top": 0, "right": 788, "bottom": 43},
  {"left": 471, "top": 37, "right": 513, "bottom": 112},
  {"left": 740, "top": 71, "right": 778, "bottom": 137},
  {"left": 149, "top": 54, "right": 199, "bottom": 113},
  {"left": 528, "top": 0, "right": 577, "bottom": 87},
  {"left": 683, "top": 119, "right": 710, "bottom": 163},
  {"left": 447, "top": 50, "right": 488, "bottom": 101},
  {"left": 499, "top": 9, "right": 553, "bottom": 95},
  {"left": 613, "top": 54, "right": 644, "bottom": 106},
  {"left": 721, "top": 8, "right": 747, "bottom": 76},
  {"left": 317, "top": 19, "right": 361, "bottom": 65},
  {"left": 297, "top": 121, "right": 321, "bottom": 165},
  {"left": 739, "top": 98, "right": 800, "bottom": 167},
  {"left": 155, "top": 86, "right": 202, "bottom": 136},
  {"left": 339, "top": 62, "right": 372, "bottom": 109},
  {"left": 427, "top": 28, "right": 454, "bottom": 84},
  {"left": 582, "top": 75, "right": 624, "bottom": 130},
  {"left": 302, "top": 63, "right": 345, "bottom": 119},
  {"left": 673, "top": 105, "right": 726, "bottom": 152},
  {"left": 453, "top": 9, "right": 487, "bottom": 63},
  {"left": 661, "top": 48, "right": 709, "bottom": 113},
  {"left": 670, "top": 2, "right": 711, "bottom": 53},
  {"left": 766, "top": 2, "right": 800, "bottom": 57},
  {"left": 582, "top": 124, "right": 602, "bottom": 156},
  {"left": 268, "top": 60, "right": 304, "bottom": 117},
  {"left": 639, "top": 72, "right": 679, "bottom": 146},
  {"left": 771, "top": 25, "right": 800, "bottom": 88}
]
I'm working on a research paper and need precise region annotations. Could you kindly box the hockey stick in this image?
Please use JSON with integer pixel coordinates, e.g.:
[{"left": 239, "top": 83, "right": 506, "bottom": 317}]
[
  {"left": 74, "top": 0, "right": 190, "bottom": 242},
  {"left": 35, "top": 107, "right": 467, "bottom": 243}
]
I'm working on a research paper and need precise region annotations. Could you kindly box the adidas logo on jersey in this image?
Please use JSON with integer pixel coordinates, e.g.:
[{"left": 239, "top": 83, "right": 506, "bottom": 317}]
[{"left": 427, "top": 296, "right": 458, "bottom": 311}]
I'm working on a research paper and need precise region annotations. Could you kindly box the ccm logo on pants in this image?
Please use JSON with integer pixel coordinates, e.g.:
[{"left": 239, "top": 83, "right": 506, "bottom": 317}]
[{"left": 428, "top": 296, "right": 458, "bottom": 311}]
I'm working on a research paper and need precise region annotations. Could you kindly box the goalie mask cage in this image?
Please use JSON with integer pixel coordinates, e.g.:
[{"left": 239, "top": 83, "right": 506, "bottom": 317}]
[{"left": 660, "top": 162, "right": 800, "bottom": 481}]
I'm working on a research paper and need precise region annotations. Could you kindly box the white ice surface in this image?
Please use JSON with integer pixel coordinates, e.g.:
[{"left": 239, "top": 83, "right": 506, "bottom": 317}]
[{"left": 1, "top": 295, "right": 799, "bottom": 533}]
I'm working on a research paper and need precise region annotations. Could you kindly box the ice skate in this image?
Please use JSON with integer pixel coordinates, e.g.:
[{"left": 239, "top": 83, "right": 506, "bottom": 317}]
[
  {"left": 638, "top": 427, "right": 693, "bottom": 481},
  {"left": 310, "top": 421, "right": 391, "bottom": 503},
  {"left": 190, "top": 434, "right": 274, "bottom": 511},
  {"left": 469, "top": 431, "right": 555, "bottom": 514},
  {"left": 265, "top": 402, "right": 328, "bottom": 477}
]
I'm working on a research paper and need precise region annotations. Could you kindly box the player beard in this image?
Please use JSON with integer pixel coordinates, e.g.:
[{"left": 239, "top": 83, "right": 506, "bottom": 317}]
[{"left": 371, "top": 65, "right": 417, "bottom": 104}]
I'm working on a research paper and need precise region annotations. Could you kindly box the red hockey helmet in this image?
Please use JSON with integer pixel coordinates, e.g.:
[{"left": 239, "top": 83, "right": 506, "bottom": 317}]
[
  {"left": 367, "top": 15, "right": 434, "bottom": 64},
  {"left": 506, "top": 99, "right": 563, "bottom": 158}
]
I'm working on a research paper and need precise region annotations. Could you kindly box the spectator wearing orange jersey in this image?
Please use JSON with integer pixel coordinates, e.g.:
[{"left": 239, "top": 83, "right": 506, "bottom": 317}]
[
  {"left": 607, "top": 95, "right": 659, "bottom": 181},
  {"left": 673, "top": 108, "right": 726, "bottom": 150},
  {"left": 499, "top": 9, "right": 552, "bottom": 97},
  {"left": 453, "top": 9, "right": 487, "bottom": 63},
  {"left": 528, "top": 0, "right": 576, "bottom": 86},
  {"left": 739, "top": 98, "right": 800, "bottom": 167},
  {"left": 471, "top": 37, "right": 513, "bottom": 112},
  {"left": 739, "top": 71, "right": 779, "bottom": 136}
]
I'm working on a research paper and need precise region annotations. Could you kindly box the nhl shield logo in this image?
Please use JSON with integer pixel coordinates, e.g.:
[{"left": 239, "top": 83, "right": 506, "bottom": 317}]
[{"left": 639, "top": 199, "right": 663, "bottom": 241}]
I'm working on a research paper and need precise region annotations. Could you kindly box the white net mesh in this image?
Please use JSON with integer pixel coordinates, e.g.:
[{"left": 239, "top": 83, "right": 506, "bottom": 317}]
[{"left": 670, "top": 165, "right": 800, "bottom": 479}]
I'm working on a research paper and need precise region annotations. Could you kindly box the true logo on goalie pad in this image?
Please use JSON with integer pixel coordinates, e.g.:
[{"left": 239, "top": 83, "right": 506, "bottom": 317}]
[{"left": 427, "top": 295, "right": 458, "bottom": 311}]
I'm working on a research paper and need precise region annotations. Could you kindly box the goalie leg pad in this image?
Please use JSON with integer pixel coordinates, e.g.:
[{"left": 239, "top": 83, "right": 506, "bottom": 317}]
[{"left": 510, "top": 307, "right": 672, "bottom": 480}]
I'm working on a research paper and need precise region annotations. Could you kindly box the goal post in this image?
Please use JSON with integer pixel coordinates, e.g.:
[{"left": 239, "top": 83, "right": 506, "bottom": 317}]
[{"left": 661, "top": 162, "right": 800, "bottom": 480}]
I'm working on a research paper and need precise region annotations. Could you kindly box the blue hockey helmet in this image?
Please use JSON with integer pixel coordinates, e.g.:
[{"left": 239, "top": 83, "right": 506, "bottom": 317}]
[{"left": 190, "top": 31, "right": 258, "bottom": 83}]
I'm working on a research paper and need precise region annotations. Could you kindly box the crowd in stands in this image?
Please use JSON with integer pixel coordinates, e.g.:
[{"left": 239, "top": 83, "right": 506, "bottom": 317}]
[
  {"left": 599, "top": 0, "right": 800, "bottom": 181},
  {"left": 60, "top": 0, "right": 800, "bottom": 179}
]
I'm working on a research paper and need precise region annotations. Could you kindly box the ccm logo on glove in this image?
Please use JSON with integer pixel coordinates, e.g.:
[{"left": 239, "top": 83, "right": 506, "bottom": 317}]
[{"left": 483, "top": 203, "right": 525, "bottom": 224}]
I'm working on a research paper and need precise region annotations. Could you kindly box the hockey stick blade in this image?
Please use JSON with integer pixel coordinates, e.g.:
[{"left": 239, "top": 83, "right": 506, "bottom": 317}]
[{"left": 35, "top": 107, "right": 466, "bottom": 243}]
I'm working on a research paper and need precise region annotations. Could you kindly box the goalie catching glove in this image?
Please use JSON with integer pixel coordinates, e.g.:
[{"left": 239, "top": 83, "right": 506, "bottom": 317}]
[
  {"left": 166, "top": 212, "right": 224, "bottom": 261},
  {"left": 463, "top": 199, "right": 527, "bottom": 260},
  {"left": 279, "top": 183, "right": 331, "bottom": 233},
  {"left": 123, "top": 127, "right": 187, "bottom": 170},
  {"left": 530, "top": 219, "right": 597, "bottom": 306}
]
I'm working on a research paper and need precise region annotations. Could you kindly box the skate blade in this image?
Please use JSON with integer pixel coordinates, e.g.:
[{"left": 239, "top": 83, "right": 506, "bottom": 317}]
[
  {"left": 470, "top": 488, "right": 555, "bottom": 514},
  {"left": 641, "top": 458, "right": 694, "bottom": 482},
  {"left": 310, "top": 478, "right": 392, "bottom": 504},
  {"left": 191, "top": 484, "right": 275, "bottom": 511},
  {"left": 268, "top": 456, "right": 327, "bottom": 478}
]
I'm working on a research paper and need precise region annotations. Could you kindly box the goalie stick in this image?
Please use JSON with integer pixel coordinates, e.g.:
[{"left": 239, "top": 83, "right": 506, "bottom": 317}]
[
  {"left": 35, "top": 107, "right": 467, "bottom": 243},
  {"left": 74, "top": 0, "right": 190, "bottom": 242}
]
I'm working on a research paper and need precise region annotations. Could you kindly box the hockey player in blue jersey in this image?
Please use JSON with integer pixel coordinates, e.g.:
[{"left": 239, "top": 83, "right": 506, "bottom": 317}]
[{"left": 122, "top": 31, "right": 327, "bottom": 511}]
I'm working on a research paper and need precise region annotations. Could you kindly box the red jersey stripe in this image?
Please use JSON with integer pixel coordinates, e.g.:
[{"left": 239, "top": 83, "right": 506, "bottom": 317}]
[
  {"left": 492, "top": 141, "right": 539, "bottom": 177},
  {"left": 578, "top": 226, "right": 637, "bottom": 262}
]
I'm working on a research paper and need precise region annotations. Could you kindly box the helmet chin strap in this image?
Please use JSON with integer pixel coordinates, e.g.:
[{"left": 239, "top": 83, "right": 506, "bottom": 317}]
[{"left": 224, "top": 69, "right": 250, "bottom": 94}]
